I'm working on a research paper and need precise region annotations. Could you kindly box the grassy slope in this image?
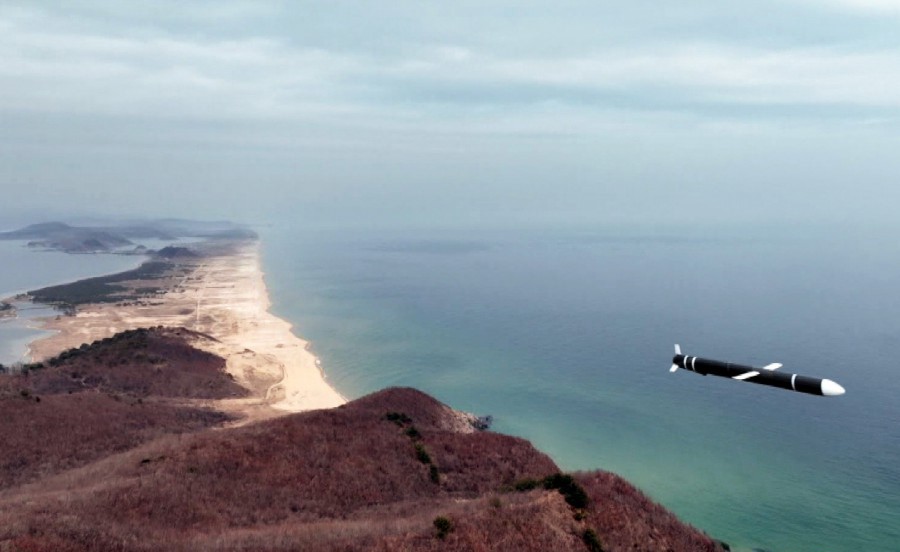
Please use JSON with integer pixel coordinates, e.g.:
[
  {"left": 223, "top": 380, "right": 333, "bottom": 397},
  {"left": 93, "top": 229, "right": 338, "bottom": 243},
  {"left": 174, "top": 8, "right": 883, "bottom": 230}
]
[
  {"left": 0, "top": 328, "right": 243, "bottom": 490},
  {"left": 0, "top": 370, "right": 721, "bottom": 551}
]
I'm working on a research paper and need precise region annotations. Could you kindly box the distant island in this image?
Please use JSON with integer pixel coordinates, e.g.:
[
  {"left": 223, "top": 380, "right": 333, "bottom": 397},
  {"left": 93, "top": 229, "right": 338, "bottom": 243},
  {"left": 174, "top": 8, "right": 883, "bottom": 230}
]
[
  {"left": 0, "top": 221, "right": 728, "bottom": 551},
  {"left": 0, "top": 219, "right": 257, "bottom": 254}
]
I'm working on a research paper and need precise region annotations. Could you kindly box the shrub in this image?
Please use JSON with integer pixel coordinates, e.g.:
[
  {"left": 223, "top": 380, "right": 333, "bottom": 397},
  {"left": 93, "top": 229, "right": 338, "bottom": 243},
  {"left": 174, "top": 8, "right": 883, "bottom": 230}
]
[
  {"left": 433, "top": 516, "right": 453, "bottom": 539},
  {"left": 385, "top": 411, "right": 412, "bottom": 426},
  {"left": 405, "top": 426, "right": 421, "bottom": 440},
  {"left": 543, "top": 473, "right": 589, "bottom": 509},
  {"left": 513, "top": 478, "right": 541, "bottom": 491},
  {"left": 414, "top": 443, "right": 432, "bottom": 464},
  {"left": 582, "top": 528, "right": 603, "bottom": 552},
  {"left": 507, "top": 473, "right": 591, "bottom": 509},
  {"left": 429, "top": 464, "right": 440, "bottom": 484}
]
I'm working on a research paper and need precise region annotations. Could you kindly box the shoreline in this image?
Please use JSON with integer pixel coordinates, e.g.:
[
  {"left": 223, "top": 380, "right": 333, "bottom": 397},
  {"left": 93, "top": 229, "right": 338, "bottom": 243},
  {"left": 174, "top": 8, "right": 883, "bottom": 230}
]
[
  {"left": 0, "top": 302, "right": 57, "bottom": 365},
  {"left": 24, "top": 239, "right": 347, "bottom": 420},
  {"left": 0, "top": 248, "right": 148, "bottom": 303}
]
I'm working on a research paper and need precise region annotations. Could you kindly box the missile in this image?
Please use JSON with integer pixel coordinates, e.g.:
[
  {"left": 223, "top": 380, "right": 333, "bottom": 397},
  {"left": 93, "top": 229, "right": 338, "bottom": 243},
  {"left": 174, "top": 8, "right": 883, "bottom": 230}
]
[{"left": 670, "top": 345, "right": 845, "bottom": 397}]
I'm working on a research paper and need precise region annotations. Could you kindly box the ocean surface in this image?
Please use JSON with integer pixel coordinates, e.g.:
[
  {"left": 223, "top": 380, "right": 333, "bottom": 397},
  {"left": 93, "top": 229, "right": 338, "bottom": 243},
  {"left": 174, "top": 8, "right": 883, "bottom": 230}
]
[{"left": 260, "top": 222, "right": 900, "bottom": 552}]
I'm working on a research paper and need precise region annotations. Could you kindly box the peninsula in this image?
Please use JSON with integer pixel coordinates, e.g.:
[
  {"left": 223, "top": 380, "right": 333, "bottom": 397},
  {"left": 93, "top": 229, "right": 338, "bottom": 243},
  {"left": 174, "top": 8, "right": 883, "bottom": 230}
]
[
  {"left": 24, "top": 237, "right": 345, "bottom": 421},
  {"left": 0, "top": 222, "right": 727, "bottom": 551}
]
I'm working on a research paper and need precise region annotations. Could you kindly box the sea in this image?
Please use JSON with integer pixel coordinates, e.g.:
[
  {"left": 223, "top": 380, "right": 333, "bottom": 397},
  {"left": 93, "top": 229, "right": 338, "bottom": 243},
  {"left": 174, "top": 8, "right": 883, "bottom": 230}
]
[
  {"left": 0, "top": 240, "right": 144, "bottom": 365},
  {"left": 2, "top": 221, "right": 899, "bottom": 551},
  {"left": 260, "top": 222, "right": 900, "bottom": 552}
]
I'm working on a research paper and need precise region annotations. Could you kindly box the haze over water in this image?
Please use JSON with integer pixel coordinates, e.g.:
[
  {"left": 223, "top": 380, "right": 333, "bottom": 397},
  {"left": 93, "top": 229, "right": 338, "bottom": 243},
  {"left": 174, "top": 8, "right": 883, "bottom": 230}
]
[{"left": 262, "top": 221, "right": 900, "bottom": 552}]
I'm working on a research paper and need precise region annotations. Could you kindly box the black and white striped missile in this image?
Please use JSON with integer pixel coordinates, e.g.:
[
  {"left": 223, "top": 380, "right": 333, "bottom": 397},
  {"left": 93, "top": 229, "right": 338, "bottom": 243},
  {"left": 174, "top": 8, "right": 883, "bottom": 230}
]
[{"left": 670, "top": 345, "right": 845, "bottom": 397}]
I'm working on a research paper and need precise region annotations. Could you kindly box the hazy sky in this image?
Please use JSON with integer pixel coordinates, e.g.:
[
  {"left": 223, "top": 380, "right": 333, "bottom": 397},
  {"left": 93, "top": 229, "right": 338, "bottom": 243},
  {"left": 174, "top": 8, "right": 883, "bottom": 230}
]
[{"left": 1, "top": 1, "right": 899, "bottom": 228}]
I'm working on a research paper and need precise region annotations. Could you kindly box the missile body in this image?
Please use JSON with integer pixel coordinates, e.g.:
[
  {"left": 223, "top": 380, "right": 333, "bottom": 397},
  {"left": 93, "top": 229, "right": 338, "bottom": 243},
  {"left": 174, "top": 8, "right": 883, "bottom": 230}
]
[{"left": 671, "top": 348, "right": 845, "bottom": 397}]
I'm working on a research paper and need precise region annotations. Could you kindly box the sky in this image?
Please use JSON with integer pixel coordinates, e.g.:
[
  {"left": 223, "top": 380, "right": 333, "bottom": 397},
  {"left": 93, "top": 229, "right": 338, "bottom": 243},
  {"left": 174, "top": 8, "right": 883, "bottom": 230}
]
[{"left": 1, "top": 1, "right": 899, "bottom": 229}]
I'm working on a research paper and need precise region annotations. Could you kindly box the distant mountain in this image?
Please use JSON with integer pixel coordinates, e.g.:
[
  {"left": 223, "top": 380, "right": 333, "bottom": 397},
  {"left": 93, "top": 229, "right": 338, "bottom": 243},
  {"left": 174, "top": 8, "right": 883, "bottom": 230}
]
[
  {"left": 0, "top": 328, "right": 724, "bottom": 552},
  {"left": 27, "top": 231, "right": 133, "bottom": 253},
  {"left": 154, "top": 246, "right": 200, "bottom": 259},
  {"left": 113, "top": 225, "right": 177, "bottom": 240},
  {"left": 1, "top": 222, "right": 132, "bottom": 252},
  {"left": 0, "top": 219, "right": 257, "bottom": 253},
  {"left": 143, "top": 218, "right": 258, "bottom": 240},
  {"left": 0, "top": 221, "right": 73, "bottom": 239}
]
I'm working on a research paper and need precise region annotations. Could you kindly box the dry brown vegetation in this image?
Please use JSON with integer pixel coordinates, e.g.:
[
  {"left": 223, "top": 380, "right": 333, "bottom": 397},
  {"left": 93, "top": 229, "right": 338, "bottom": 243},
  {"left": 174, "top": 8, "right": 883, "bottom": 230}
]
[
  {"left": 0, "top": 331, "right": 723, "bottom": 551},
  {"left": 0, "top": 328, "right": 240, "bottom": 489},
  {"left": 21, "top": 327, "right": 247, "bottom": 399}
]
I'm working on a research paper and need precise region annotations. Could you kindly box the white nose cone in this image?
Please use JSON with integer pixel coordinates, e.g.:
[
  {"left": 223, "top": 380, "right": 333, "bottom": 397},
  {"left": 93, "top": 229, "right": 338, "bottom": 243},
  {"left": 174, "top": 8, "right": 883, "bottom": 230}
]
[{"left": 821, "top": 379, "right": 846, "bottom": 396}]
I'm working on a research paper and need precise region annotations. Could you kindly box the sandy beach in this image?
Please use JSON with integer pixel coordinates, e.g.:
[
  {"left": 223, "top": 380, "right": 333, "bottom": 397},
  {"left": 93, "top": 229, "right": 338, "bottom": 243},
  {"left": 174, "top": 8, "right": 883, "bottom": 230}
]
[{"left": 26, "top": 240, "right": 347, "bottom": 421}]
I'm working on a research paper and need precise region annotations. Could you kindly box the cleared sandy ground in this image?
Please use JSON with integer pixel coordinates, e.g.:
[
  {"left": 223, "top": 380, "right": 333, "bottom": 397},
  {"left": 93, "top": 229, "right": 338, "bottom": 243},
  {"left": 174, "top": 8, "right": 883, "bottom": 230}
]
[{"left": 26, "top": 241, "right": 347, "bottom": 421}]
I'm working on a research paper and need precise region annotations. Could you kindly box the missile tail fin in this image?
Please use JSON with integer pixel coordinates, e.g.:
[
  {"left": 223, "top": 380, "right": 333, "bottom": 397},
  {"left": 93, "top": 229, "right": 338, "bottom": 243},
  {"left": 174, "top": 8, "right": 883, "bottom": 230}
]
[{"left": 671, "top": 344, "right": 682, "bottom": 372}]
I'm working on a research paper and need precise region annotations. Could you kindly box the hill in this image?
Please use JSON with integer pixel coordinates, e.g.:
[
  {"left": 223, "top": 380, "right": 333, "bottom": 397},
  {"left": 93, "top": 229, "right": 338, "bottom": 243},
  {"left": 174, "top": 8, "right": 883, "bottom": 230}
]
[
  {"left": 0, "top": 220, "right": 256, "bottom": 254},
  {"left": 0, "top": 329, "right": 724, "bottom": 551},
  {"left": 0, "top": 328, "right": 244, "bottom": 490}
]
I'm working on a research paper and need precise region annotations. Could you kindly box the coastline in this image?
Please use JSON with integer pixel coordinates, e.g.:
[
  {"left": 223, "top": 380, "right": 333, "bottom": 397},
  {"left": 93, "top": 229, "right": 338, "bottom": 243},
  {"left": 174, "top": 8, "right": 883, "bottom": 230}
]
[
  {"left": 0, "top": 302, "right": 59, "bottom": 366},
  {"left": 0, "top": 247, "right": 148, "bottom": 303},
  {"left": 25, "top": 239, "right": 347, "bottom": 420}
]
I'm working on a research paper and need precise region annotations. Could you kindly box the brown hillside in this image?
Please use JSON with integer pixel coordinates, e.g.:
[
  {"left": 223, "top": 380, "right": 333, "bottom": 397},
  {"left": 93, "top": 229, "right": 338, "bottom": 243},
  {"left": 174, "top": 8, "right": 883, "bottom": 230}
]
[
  {"left": 0, "top": 392, "right": 230, "bottom": 491},
  {"left": 0, "top": 327, "right": 241, "bottom": 490},
  {"left": 20, "top": 327, "right": 247, "bottom": 399},
  {"left": 0, "top": 382, "right": 721, "bottom": 551}
]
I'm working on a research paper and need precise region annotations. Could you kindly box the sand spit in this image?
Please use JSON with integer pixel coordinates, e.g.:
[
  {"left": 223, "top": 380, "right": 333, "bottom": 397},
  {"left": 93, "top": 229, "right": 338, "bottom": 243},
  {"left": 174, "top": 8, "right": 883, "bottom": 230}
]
[{"left": 26, "top": 240, "right": 347, "bottom": 420}]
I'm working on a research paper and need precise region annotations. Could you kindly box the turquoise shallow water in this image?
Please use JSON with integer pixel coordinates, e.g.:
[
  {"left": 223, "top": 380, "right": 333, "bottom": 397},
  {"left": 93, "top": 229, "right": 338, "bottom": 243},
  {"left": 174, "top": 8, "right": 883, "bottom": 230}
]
[{"left": 261, "top": 223, "right": 900, "bottom": 552}]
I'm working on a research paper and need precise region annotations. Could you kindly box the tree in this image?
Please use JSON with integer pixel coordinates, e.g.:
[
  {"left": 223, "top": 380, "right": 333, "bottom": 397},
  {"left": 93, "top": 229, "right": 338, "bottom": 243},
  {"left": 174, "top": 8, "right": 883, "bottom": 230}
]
[{"left": 433, "top": 516, "right": 453, "bottom": 539}]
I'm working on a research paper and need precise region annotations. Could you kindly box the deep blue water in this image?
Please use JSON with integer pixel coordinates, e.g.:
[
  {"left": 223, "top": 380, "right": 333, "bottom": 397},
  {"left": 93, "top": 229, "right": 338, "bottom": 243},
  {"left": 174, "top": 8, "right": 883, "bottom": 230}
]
[{"left": 261, "top": 223, "right": 900, "bottom": 552}]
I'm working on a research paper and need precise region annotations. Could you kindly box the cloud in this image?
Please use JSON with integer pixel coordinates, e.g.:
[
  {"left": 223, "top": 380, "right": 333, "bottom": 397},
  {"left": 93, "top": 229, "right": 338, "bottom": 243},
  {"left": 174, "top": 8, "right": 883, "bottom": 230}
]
[
  {"left": 0, "top": 13, "right": 364, "bottom": 121},
  {"left": 1, "top": 3, "right": 899, "bottom": 137},
  {"left": 371, "top": 43, "right": 900, "bottom": 122},
  {"left": 814, "top": 0, "right": 900, "bottom": 14},
  {"left": 1, "top": 1, "right": 899, "bottom": 226}
]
